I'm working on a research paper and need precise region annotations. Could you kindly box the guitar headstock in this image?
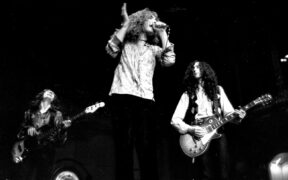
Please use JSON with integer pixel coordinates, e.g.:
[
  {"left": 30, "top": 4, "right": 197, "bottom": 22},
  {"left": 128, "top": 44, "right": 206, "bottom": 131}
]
[
  {"left": 85, "top": 102, "right": 105, "bottom": 114},
  {"left": 254, "top": 94, "right": 273, "bottom": 106}
]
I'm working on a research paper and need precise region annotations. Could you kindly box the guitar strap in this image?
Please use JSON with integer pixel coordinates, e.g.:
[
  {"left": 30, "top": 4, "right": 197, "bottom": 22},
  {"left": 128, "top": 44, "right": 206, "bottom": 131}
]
[
  {"left": 212, "top": 86, "right": 222, "bottom": 118},
  {"left": 213, "top": 86, "right": 226, "bottom": 134},
  {"left": 183, "top": 93, "right": 197, "bottom": 125}
]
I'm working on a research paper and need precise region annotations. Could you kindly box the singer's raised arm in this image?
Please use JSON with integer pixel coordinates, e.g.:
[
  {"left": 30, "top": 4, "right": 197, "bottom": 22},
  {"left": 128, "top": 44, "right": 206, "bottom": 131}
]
[
  {"left": 157, "top": 42, "right": 175, "bottom": 67},
  {"left": 105, "top": 29, "right": 125, "bottom": 59},
  {"left": 152, "top": 21, "right": 175, "bottom": 66},
  {"left": 154, "top": 29, "right": 175, "bottom": 67},
  {"left": 105, "top": 3, "right": 129, "bottom": 58}
]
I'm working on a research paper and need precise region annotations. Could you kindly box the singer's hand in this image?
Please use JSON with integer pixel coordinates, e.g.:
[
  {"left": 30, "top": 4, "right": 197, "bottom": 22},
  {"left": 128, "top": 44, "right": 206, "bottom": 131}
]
[
  {"left": 153, "top": 22, "right": 167, "bottom": 34},
  {"left": 121, "top": 3, "right": 129, "bottom": 27},
  {"left": 153, "top": 27, "right": 166, "bottom": 36},
  {"left": 154, "top": 21, "right": 168, "bottom": 28}
]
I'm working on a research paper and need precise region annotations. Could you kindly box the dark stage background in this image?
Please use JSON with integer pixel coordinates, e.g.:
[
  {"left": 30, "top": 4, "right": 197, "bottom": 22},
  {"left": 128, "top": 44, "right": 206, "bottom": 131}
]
[{"left": 1, "top": 1, "right": 288, "bottom": 180}]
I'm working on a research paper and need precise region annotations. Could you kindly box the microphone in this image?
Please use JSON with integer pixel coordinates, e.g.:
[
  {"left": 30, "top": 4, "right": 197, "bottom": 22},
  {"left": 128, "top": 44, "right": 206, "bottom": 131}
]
[{"left": 154, "top": 21, "right": 169, "bottom": 29}]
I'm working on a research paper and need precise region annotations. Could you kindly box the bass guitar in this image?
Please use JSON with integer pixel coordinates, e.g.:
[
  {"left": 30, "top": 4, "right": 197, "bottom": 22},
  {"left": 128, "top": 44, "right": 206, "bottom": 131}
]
[
  {"left": 179, "top": 94, "right": 272, "bottom": 158},
  {"left": 11, "top": 101, "right": 105, "bottom": 164}
]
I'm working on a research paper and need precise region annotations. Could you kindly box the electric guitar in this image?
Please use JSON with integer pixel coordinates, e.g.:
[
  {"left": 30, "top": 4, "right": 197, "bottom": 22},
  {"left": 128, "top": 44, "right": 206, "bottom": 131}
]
[
  {"left": 179, "top": 94, "right": 272, "bottom": 158},
  {"left": 11, "top": 101, "right": 105, "bottom": 164}
]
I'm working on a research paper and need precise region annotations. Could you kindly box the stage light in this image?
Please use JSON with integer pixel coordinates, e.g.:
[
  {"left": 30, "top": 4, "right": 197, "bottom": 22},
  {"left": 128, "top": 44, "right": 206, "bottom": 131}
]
[{"left": 269, "top": 153, "right": 288, "bottom": 180}]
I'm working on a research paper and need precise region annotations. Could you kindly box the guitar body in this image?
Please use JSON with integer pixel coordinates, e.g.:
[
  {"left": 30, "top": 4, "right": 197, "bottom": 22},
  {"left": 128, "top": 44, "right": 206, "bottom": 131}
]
[
  {"left": 179, "top": 116, "right": 222, "bottom": 158},
  {"left": 178, "top": 94, "right": 272, "bottom": 158},
  {"left": 11, "top": 137, "right": 39, "bottom": 163},
  {"left": 12, "top": 140, "right": 25, "bottom": 163}
]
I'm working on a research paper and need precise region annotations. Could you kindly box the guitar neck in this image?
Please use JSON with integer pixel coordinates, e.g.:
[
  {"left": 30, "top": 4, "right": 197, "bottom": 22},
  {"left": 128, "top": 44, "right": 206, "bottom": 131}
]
[
  {"left": 36, "top": 111, "right": 86, "bottom": 141},
  {"left": 70, "top": 111, "right": 86, "bottom": 122},
  {"left": 211, "top": 100, "right": 257, "bottom": 130}
]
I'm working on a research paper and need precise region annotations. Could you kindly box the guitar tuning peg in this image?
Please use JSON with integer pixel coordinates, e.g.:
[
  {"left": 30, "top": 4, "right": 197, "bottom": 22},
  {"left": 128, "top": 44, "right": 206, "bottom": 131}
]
[{"left": 98, "top": 102, "right": 105, "bottom": 107}]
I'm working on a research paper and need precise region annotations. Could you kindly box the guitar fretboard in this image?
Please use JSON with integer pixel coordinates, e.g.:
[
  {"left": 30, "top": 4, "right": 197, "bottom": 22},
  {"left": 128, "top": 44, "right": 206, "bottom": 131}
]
[
  {"left": 211, "top": 100, "right": 257, "bottom": 130},
  {"left": 70, "top": 111, "right": 86, "bottom": 122}
]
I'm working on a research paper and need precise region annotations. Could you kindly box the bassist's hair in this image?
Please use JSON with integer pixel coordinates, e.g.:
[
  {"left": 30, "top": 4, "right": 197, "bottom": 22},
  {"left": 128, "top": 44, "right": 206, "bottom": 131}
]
[{"left": 29, "top": 89, "right": 61, "bottom": 113}]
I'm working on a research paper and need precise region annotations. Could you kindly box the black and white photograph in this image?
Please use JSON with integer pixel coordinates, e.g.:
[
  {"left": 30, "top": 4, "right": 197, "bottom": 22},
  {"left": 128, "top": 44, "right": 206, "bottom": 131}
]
[{"left": 1, "top": 1, "right": 288, "bottom": 180}]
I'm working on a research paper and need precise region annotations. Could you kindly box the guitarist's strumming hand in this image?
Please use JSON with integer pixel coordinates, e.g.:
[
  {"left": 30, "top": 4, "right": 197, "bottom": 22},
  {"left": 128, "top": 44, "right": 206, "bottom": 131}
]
[
  {"left": 27, "top": 127, "right": 39, "bottom": 136},
  {"left": 188, "top": 125, "right": 208, "bottom": 138}
]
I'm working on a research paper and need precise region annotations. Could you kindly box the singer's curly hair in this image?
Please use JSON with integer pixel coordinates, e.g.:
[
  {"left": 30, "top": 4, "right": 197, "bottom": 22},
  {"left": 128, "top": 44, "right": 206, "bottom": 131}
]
[
  {"left": 183, "top": 60, "right": 219, "bottom": 101},
  {"left": 29, "top": 89, "right": 61, "bottom": 113},
  {"left": 124, "top": 8, "right": 160, "bottom": 45}
]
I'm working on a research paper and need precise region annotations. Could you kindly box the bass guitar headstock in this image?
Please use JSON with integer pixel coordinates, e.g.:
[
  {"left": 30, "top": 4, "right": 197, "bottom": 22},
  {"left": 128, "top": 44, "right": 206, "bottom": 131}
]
[{"left": 85, "top": 102, "right": 105, "bottom": 114}]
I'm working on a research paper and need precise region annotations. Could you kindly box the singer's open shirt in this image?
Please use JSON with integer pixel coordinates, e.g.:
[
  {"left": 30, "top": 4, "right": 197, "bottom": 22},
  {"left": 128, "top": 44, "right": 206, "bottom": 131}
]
[{"left": 106, "top": 35, "right": 175, "bottom": 101}]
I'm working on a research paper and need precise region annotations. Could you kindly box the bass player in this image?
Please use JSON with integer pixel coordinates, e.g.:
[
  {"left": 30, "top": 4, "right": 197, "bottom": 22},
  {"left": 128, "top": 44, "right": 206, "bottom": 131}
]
[{"left": 14, "top": 89, "right": 71, "bottom": 180}]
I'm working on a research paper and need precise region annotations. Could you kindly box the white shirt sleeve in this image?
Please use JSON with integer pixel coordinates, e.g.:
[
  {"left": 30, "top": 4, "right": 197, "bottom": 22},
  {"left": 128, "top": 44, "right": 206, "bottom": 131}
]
[
  {"left": 171, "top": 92, "right": 192, "bottom": 134},
  {"left": 218, "top": 86, "right": 235, "bottom": 116}
]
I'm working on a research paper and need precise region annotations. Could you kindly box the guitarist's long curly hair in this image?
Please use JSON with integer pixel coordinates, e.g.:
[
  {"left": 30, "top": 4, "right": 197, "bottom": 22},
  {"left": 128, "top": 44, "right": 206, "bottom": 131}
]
[
  {"left": 29, "top": 89, "right": 61, "bottom": 113},
  {"left": 183, "top": 60, "right": 218, "bottom": 101}
]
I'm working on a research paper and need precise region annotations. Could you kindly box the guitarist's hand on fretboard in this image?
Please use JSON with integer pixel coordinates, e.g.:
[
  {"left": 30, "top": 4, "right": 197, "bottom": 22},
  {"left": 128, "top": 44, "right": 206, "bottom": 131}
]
[
  {"left": 61, "top": 101, "right": 105, "bottom": 128},
  {"left": 234, "top": 109, "right": 246, "bottom": 119},
  {"left": 62, "top": 120, "right": 72, "bottom": 128},
  {"left": 231, "top": 108, "right": 247, "bottom": 124}
]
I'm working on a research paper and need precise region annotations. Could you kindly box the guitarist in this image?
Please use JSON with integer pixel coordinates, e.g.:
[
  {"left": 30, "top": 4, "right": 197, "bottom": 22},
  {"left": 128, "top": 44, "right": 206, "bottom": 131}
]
[
  {"left": 15, "top": 89, "right": 71, "bottom": 180},
  {"left": 171, "top": 61, "right": 246, "bottom": 180}
]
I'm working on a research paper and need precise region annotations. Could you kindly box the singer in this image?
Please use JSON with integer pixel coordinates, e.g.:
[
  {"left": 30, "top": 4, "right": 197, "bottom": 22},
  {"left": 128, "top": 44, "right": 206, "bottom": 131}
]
[{"left": 105, "top": 2, "right": 175, "bottom": 180}]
